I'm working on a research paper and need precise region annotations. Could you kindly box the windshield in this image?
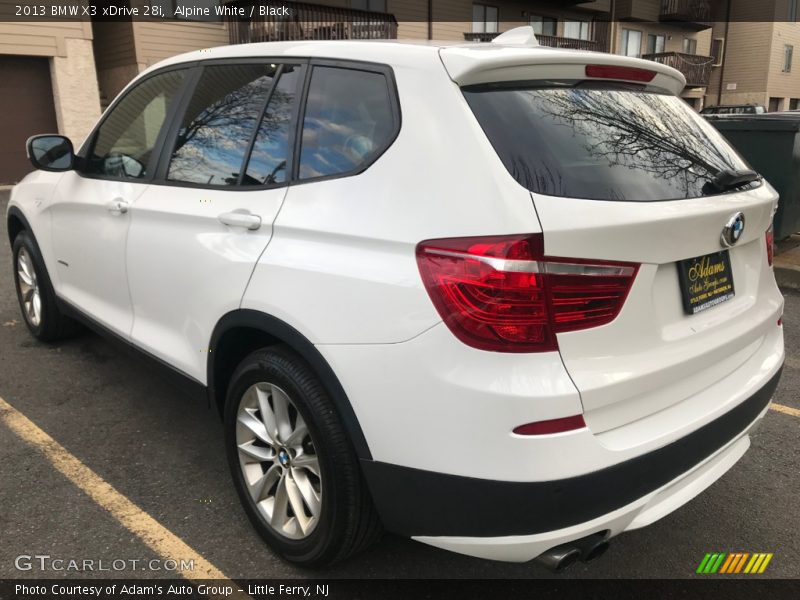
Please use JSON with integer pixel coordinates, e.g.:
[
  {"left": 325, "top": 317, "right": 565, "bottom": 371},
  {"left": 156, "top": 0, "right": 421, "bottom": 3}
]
[{"left": 463, "top": 83, "right": 754, "bottom": 201}]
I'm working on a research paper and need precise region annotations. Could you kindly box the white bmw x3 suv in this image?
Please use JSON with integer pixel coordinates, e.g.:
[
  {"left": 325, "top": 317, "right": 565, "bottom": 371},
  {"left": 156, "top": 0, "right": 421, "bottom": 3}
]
[{"left": 7, "top": 28, "right": 785, "bottom": 569}]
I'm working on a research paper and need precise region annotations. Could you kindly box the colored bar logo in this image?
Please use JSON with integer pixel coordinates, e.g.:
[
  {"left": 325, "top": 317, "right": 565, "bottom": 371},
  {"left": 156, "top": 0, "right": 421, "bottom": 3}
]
[{"left": 696, "top": 552, "right": 773, "bottom": 574}]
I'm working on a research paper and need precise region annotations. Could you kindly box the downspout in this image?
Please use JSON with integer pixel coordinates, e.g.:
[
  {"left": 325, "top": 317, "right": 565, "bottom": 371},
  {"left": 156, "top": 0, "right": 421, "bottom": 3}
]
[
  {"left": 428, "top": 0, "right": 433, "bottom": 40},
  {"left": 609, "top": 0, "right": 616, "bottom": 54},
  {"left": 717, "top": 0, "right": 732, "bottom": 105}
]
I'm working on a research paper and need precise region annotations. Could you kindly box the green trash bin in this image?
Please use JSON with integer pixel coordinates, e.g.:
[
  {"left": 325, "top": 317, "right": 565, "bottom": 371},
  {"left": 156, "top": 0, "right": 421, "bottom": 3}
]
[{"left": 710, "top": 114, "right": 800, "bottom": 240}]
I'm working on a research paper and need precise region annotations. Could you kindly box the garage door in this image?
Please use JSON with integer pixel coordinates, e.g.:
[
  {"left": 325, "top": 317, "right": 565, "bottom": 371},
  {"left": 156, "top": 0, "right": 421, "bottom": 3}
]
[{"left": 0, "top": 57, "right": 59, "bottom": 184}]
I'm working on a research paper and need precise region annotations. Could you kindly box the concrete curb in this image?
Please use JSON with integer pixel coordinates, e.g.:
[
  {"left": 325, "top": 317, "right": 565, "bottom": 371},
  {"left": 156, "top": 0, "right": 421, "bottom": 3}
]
[
  {"left": 775, "top": 234, "right": 800, "bottom": 291},
  {"left": 776, "top": 264, "right": 800, "bottom": 291}
]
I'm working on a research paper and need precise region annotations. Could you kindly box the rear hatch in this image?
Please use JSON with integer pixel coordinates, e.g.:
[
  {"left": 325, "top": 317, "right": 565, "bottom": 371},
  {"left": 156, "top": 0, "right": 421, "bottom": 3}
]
[{"left": 444, "top": 45, "right": 782, "bottom": 438}]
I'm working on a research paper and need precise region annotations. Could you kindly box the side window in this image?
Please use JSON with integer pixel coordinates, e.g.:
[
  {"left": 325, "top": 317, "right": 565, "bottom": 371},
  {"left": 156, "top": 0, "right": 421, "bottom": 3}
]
[
  {"left": 167, "top": 63, "right": 279, "bottom": 186},
  {"left": 298, "top": 66, "right": 395, "bottom": 180},
  {"left": 242, "top": 65, "right": 302, "bottom": 186},
  {"left": 85, "top": 69, "right": 186, "bottom": 179}
]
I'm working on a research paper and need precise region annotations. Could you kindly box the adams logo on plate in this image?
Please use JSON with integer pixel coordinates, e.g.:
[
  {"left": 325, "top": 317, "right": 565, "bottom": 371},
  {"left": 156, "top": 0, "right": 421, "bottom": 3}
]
[{"left": 677, "top": 251, "right": 736, "bottom": 314}]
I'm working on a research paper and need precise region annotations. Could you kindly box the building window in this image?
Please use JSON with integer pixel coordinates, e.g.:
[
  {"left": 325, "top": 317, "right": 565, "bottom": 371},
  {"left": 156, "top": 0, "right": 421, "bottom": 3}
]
[
  {"left": 682, "top": 38, "right": 698, "bottom": 54},
  {"left": 472, "top": 3, "right": 499, "bottom": 34},
  {"left": 790, "top": 0, "right": 798, "bottom": 21},
  {"left": 646, "top": 34, "right": 666, "bottom": 54},
  {"left": 620, "top": 29, "right": 642, "bottom": 57},
  {"left": 784, "top": 45, "right": 794, "bottom": 72},
  {"left": 351, "top": 0, "right": 387, "bottom": 12},
  {"left": 151, "top": 0, "right": 221, "bottom": 21},
  {"left": 564, "top": 20, "right": 590, "bottom": 40},
  {"left": 530, "top": 15, "right": 557, "bottom": 37},
  {"left": 790, "top": 98, "right": 800, "bottom": 110},
  {"left": 711, "top": 38, "right": 725, "bottom": 66}
]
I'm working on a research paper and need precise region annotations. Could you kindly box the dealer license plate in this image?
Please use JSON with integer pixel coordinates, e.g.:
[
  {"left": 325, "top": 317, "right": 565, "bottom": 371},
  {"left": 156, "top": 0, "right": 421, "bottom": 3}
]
[{"left": 677, "top": 251, "right": 735, "bottom": 315}]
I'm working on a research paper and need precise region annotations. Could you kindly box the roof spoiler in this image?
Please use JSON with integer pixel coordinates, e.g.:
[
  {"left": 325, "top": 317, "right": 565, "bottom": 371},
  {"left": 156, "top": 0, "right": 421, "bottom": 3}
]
[{"left": 440, "top": 44, "right": 687, "bottom": 94}]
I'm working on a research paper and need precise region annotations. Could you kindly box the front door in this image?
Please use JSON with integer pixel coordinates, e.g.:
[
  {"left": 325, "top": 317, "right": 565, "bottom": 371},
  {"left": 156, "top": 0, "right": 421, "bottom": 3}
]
[{"left": 50, "top": 68, "right": 189, "bottom": 336}]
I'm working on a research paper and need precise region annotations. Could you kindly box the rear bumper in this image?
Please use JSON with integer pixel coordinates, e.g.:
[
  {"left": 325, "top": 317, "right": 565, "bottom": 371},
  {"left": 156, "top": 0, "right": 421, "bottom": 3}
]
[{"left": 360, "top": 367, "right": 781, "bottom": 560}]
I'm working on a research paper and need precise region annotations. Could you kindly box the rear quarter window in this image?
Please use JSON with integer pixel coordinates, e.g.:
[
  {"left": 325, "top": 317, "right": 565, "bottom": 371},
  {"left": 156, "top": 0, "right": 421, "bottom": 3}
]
[
  {"left": 463, "top": 83, "right": 752, "bottom": 201},
  {"left": 298, "top": 65, "right": 396, "bottom": 180}
]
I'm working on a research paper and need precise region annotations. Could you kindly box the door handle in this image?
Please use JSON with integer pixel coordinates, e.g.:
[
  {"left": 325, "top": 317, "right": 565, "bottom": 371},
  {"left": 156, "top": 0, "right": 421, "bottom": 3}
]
[
  {"left": 107, "top": 199, "right": 129, "bottom": 216},
  {"left": 218, "top": 210, "right": 262, "bottom": 231}
]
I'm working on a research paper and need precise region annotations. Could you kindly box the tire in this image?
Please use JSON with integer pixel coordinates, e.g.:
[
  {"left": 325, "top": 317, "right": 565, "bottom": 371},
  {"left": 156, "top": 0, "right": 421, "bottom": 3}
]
[
  {"left": 224, "top": 346, "right": 382, "bottom": 567},
  {"left": 12, "top": 231, "right": 81, "bottom": 342}
]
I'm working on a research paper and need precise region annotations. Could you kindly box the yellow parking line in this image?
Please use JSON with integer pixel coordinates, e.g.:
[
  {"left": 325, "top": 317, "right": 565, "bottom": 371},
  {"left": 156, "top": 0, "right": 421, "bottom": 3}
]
[
  {"left": 0, "top": 395, "right": 250, "bottom": 597},
  {"left": 770, "top": 403, "right": 800, "bottom": 418}
]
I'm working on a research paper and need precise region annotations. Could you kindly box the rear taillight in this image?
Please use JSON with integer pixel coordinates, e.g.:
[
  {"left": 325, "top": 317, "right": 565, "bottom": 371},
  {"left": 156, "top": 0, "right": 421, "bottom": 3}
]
[
  {"left": 416, "top": 234, "right": 639, "bottom": 353},
  {"left": 766, "top": 224, "right": 774, "bottom": 267}
]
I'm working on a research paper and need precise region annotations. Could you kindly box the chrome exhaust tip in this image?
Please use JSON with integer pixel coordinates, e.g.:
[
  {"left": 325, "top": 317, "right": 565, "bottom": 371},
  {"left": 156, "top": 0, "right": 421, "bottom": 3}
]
[
  {"left": 534, "top": 544, "right": 582, "bottom": 572},
  {"left": 574, "top": 531, "right": 611, "bottom": 563},
  {"left": 535, "top": 532, "right": 611, "bottom": 572}
]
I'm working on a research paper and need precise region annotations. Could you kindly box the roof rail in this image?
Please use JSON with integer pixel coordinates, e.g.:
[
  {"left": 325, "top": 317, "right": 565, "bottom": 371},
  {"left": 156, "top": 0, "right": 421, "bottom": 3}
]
[{"left": 491, "top": 26, "right": 539, "bottom": 47}]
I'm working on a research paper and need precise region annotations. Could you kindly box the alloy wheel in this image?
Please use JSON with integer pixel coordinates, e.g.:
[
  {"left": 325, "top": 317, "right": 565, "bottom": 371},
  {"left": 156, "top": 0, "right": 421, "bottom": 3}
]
[
  {"left": 16, "top": 247, "right": 42, "bottom": 328},
  {"left": 235, "top": 382, "right": 322, "bottom": 540}
]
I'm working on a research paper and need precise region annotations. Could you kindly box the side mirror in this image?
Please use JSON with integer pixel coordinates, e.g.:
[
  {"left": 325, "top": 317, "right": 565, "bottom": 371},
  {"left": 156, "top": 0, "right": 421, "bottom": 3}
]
[{"left": 27, "top": 135, "right": 75, "bottom": 172}]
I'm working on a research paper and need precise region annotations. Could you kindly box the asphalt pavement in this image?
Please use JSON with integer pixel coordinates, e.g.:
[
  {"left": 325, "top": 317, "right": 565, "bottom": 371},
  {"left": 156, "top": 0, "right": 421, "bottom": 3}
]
[{"left": 1, "top": 189, "right": 798, "bottom": 580}]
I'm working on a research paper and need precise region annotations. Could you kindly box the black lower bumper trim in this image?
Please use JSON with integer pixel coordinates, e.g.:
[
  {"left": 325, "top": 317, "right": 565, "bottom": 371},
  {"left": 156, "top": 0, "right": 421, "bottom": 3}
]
[{"left": 361, "top": 367, "right": 782, "bottom": 538}]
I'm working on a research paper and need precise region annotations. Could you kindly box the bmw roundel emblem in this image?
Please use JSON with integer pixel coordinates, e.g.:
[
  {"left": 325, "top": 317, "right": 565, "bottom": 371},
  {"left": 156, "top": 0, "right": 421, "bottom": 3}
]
[{"left": 721, "top": 212, "right": 745, "bottom": 248}]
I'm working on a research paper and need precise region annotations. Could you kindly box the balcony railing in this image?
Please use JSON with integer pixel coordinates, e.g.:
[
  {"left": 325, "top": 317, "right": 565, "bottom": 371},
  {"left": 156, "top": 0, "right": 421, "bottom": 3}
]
[
  {"left": 463, "top": 32, "right": 500, "bottom": 42},
  {"left": 464, "top": 32, "right": 602, "bottom": 52},
  {"left": 536, "top": 34, "right": 602, "bottom": 52},
  {"left": 226, "top": 1, "right": 397, "bottom": 44},
  {"left": 641, "top": 51, "right": 714, "bottom": 87},
  {"left": 660, "top": 0, "right": 712, "bottom": 29}
]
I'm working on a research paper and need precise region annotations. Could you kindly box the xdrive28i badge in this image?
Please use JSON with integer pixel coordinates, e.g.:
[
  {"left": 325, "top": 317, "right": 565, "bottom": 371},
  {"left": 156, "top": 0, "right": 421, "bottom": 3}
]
[{"left": 721, "top": 212, "right": 745, "bottom": 247}]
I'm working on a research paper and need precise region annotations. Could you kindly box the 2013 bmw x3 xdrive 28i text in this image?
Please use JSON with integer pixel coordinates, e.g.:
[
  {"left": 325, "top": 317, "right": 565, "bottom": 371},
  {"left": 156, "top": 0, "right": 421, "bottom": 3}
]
[{"left": 7, "top": 28, "right": 784, "bottom": 570}]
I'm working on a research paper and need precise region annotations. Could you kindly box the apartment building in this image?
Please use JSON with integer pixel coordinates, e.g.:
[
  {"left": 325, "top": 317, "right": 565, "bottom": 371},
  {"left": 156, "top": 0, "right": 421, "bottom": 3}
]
[
  {"left": 0, "top": 0, "right": 787, "bottom": 183},
  {"left": 706, "top": 0, "right": 800, "bottom": 111},
  {"left": 455, "top": 0, "right": 713, "bottom": 107}
]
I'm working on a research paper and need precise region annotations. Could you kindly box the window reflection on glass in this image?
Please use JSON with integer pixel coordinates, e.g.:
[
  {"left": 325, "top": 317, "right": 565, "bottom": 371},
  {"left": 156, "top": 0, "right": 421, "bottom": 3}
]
[
  {"left": 299, "top": 66, "right": 393, "bottom": 180},
  {"left": 87, "top": 70, "right": 185, "bottom": 179},
  {"left": 168, "top": 64, "right": 278, "bottom": 186},
  {"left": 242, "top": 65, "right": 300, "bottom": 186},
  {"left": 464, "top": 84, "right": 751, "bottom": 201}
]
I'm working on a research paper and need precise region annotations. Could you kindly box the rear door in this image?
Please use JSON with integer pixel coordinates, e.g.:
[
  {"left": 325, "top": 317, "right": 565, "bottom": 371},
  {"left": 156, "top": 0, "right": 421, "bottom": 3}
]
[
  {"left": 125, "top": 61, "right": 305, "bottom": 381},
  {"left": 462, "top": 75, "right": 783, "bottom": 438}
]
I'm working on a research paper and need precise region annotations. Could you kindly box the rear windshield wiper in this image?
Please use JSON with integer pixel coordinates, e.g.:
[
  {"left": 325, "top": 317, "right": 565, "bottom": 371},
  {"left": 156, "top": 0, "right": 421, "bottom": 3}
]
[{"left": 703, "top": 168, "right": 760, "bottom": 194}]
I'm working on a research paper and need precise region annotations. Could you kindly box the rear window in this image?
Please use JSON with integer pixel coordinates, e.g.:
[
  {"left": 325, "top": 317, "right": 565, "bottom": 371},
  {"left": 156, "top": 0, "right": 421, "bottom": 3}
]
[{"left": 463, "top": 83, "right": 752, "bottom": 201}]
